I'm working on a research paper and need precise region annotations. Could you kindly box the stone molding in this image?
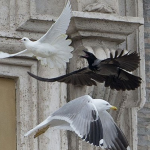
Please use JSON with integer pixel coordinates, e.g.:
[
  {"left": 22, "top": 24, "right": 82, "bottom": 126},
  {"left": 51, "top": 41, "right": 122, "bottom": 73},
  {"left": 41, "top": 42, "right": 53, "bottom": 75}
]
[
  {"left": 0, "top": 9, "right": 144, "bottom": 55},
  {"left": 0, "top": 58, "right": 38, "bottom": 150}
]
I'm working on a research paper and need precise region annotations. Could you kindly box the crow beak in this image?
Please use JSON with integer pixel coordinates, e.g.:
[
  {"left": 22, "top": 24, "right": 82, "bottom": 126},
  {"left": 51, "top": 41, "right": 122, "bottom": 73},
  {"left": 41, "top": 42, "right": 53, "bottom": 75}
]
[{"left": 80, "top": 50, "right": 90, "bottom": 58}]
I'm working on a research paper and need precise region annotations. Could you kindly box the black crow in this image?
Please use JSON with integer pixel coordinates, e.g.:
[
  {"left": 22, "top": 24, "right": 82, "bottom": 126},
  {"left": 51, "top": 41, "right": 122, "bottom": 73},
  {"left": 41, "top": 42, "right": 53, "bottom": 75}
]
[{"left": 28, "top": 49, "right": 141, "bottom": 91}]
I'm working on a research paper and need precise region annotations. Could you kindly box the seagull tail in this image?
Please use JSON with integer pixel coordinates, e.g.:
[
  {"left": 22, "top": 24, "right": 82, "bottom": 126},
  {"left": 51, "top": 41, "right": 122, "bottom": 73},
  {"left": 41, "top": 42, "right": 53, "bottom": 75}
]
[{"left": 24, "top": 116, "right": 51, "bottom": 138}]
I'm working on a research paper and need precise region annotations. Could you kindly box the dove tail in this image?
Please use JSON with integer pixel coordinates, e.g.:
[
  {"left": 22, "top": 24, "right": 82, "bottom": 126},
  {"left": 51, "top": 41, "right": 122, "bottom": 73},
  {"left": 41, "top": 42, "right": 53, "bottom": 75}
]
[{"left": 48, "top": 34, "right": 73, "bottom": 68}]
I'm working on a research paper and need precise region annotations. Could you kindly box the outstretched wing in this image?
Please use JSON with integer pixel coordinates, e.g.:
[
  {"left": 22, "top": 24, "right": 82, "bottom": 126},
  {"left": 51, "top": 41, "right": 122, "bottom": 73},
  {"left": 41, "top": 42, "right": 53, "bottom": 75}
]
[
  {"left": 27, "top": 66, "right": 141, "bottom": 91},
  {"left": 25, "top": 95, "right": 104, "bottom": 147},
  {"left": 38, "top": 0, "right": 72, "bottom": 44},
  {"left": 27, "top": 67, "right": 105, "bottom": 86},
  {"left": 100, "top": 111, "right": 130, "bottom": 150},
  {"left": 103, "top": 68, "right": 142, "bottom": 91},
  {"left": 25, "top": 116, "right": 51, "bottom": 138},
  {"left": 101, "top": 49, "right": 140, "bottom": 71},
  {"left": 51, "top": 95, "right": 104, "bottom": 147},
  {"left": 0, "top": 49, "right": 33, "bottom": 59},
  {"left": 37, "top": 0, "right": 73, "bottom": 68}
]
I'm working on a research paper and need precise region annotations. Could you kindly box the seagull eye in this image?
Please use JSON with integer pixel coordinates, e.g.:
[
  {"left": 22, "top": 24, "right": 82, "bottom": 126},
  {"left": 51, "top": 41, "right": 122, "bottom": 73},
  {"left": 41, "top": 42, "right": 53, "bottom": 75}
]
[{"left": 106, "top": 103, "right": 109, "bottom": 106}]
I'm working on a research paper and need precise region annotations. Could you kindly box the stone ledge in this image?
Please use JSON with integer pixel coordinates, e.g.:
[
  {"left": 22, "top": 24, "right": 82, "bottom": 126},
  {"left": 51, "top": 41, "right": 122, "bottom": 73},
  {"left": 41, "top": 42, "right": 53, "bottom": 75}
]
[
  {"left": 70, "top": 11, "right": 144, "bottom": 42},
  {"left": 16, "top": 11, "right": 144, "bottom": 44},
  {"left": 0, "top": 11, "right": 144, "bottom": 54}
]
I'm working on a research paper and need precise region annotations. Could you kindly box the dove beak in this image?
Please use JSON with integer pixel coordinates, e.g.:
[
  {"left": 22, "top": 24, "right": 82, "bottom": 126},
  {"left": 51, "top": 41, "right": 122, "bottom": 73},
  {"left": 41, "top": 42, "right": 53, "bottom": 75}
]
[
  {"left": 19, "top": 39, "right": 23, "bottom": 43},
  {"left": 110, "top": 106, "right": 117, "bottom": 111}
]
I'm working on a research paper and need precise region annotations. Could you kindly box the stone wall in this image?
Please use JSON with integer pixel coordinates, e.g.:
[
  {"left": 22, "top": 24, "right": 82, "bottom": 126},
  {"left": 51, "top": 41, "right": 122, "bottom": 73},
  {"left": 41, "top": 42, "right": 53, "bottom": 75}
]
[
  {"left": 0, "top": 0, "right": 146, "bottom": 150},
  {"left": 138, "top": 0, "right": 150, "bottom": 149}
]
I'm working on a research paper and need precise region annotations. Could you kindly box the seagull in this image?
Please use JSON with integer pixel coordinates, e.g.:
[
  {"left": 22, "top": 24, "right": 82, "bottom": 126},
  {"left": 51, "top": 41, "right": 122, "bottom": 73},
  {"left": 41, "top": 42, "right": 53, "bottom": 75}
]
[
  {"left": 0, "top": 0, "right": 73, "bottom": 68},
  {"left": 24, "top": 95, "right": 130, "bottom": 150},
  {"left": 28, "top": 49, "right": 141, "bottom": 91}
]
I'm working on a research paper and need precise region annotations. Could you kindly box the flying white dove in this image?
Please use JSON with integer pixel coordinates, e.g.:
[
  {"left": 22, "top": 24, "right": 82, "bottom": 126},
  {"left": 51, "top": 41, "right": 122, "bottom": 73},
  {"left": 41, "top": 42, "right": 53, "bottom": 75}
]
[
  {"left": 0, "top": 0, "right": 73, "bottom": 68},
  {"left": 25, "top": 95, "right": 130, "bottom": 150}
]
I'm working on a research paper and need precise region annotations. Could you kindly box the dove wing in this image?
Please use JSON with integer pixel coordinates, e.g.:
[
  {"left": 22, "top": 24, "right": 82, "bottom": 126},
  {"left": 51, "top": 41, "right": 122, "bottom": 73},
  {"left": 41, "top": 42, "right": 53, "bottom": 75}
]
[
  {"left": 38, "top": 0, "right": 72, "bottom": 44},
  {"left": 0, "top": 49, "right": 33, "bottom": 59}
]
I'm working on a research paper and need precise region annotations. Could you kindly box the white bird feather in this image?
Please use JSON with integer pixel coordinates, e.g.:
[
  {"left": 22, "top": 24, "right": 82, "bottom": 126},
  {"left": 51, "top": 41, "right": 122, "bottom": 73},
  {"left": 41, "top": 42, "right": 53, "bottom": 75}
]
[
  {"left": 24, "top": 95, "right": 130, "bottom": 150},
  {"left": 0, "top": 0, "right": 73, "bottom": 68}
]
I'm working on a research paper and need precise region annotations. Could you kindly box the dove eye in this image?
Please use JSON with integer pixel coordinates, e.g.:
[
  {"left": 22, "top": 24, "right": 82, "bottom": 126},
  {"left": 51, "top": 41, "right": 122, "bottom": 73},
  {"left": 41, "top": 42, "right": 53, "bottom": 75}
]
[{"left": 24, "top": 39, "right": 26, "bottom": 41}]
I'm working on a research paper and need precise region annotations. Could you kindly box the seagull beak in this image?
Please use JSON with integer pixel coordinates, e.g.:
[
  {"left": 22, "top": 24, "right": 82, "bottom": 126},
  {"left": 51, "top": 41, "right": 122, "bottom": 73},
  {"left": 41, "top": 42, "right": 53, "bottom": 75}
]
[{"left": 110, "top": 106, "right": 117, "bottom": 111}]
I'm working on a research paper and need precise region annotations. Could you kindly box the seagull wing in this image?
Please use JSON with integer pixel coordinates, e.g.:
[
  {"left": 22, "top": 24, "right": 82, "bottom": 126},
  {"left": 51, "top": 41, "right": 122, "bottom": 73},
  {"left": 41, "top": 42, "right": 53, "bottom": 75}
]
[
  {"left": 25, "top": 95, "right": 104, "bottom": 147},
  {"left": 24, "top": 116, "right": 52, "bottom": 138},
  {"left": 51, "top": 95, "right": 104, "bottom": 147},
  {"left": 38, "top": 0, "right": 72, "bottom": 44},
  {"left": 27, "top": 67, "right": 105, "bottom": 86},
  {"left": 100, "top": 111, "right": 130, "bottom": 150},
  {"left": 0, "top": 49, "right": 33, "bottom": 59},
  {"left": 101, "top": 50, "right": 140, "bottom": 71}
]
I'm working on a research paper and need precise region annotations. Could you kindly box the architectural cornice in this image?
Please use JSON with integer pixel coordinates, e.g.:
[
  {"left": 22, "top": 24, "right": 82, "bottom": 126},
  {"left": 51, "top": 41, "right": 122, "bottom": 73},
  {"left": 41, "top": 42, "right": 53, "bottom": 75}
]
[{"left": 0, "top": 11, "right": 144, "bottom": 55}]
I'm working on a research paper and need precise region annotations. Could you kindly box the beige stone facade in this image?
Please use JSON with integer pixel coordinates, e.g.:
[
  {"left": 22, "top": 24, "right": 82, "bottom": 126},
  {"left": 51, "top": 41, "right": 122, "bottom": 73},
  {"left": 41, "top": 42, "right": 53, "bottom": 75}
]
[{"left": 0, "top": 0, "right": 146, "bottom": 150}]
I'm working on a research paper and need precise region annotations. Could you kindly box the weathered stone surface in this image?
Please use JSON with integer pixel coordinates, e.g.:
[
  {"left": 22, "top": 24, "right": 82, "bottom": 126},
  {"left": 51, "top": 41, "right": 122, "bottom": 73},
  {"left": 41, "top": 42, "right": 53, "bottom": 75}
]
[
  {"left": 0, "top": 0, "right": 146, "bottom": 150},
  {"left": 83, "top": 0, "right": 119, "bottom": 14},
  {"left": 0, "top": 58, "right": 38, "bottom": 150},
  {"left": 138, "top": 1, "right": 150, "bottom": 149}
]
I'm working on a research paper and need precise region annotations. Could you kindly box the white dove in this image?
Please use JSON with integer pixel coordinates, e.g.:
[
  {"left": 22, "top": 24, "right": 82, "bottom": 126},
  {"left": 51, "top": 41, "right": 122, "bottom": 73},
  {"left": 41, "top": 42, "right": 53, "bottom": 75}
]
[{"left": 0, "top": 0, "right": 73, "bottom": 68}]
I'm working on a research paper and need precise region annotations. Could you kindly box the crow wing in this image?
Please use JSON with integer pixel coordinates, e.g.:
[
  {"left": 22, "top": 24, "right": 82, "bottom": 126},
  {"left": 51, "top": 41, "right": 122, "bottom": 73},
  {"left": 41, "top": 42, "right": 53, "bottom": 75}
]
[
  {"left": 28, "top": 67, "right": 141, "bottom": 90},
  {"left": 103, "top": 73, "right": 141, "bottom": 91},
  {"left": 28, "top": 67, "right": 106, "bottom": 86},
  {"left": 28, "top": 65, "right": 141, "bottom": 91},
  {"left": 101, "top": 50, "right": 140, "bottom": 71}
]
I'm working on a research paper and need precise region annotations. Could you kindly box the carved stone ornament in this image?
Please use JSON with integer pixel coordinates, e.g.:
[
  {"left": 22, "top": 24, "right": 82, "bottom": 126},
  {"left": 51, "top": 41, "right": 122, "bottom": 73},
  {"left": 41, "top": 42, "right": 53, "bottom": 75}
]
[{"left": 83, "top": 0, "right": 118, "bottom": 14}]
